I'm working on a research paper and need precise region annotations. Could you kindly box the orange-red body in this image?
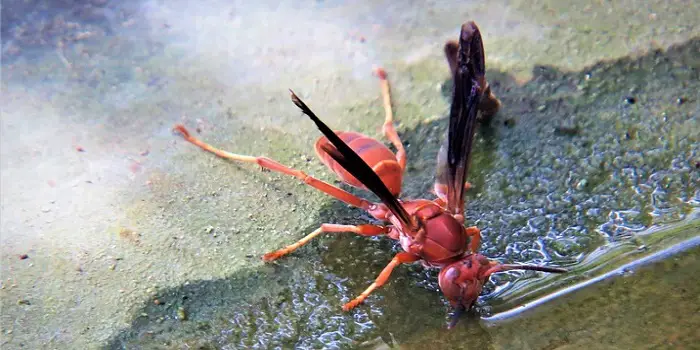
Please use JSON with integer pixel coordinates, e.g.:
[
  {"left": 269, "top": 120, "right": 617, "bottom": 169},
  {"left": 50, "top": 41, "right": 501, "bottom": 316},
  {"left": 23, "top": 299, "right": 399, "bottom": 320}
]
[
  {"left": 387, "top": 200, "right": 468, "bottom": 265},
  {"left": 315, "top": 130, "right": 472, "bottom": 267},
  {"left": 316, "top": 132, "right": 403, "bottom": 196},
  {"left": 316, "top": 131, "right": 469, "bottom": 266},
  {"left": 315, "top": 130, "right": 475, "bottom": 268},
  {"left": 317, "top": 130, "right": 491, "bottom": 311}
]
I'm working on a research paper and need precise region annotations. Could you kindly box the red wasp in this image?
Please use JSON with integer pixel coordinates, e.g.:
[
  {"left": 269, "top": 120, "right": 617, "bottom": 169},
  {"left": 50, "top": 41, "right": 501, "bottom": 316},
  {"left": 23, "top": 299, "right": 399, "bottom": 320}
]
[{"left": 174, "top": 21, "right": 566, "bottom": 328}]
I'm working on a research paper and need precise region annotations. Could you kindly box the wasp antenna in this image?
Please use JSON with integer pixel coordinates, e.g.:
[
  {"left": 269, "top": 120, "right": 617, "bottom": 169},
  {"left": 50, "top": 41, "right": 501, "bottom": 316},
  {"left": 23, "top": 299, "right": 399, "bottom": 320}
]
[{"left": 498, "top": 264, "right": 568, "bottom": 274}]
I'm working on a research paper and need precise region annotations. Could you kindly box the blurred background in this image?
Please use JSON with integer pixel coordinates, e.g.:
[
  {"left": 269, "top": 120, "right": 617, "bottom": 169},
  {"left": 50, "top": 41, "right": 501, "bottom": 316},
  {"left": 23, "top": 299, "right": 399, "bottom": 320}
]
[{"left": 1, "top": 0, "right": 698, "bottom": 348}]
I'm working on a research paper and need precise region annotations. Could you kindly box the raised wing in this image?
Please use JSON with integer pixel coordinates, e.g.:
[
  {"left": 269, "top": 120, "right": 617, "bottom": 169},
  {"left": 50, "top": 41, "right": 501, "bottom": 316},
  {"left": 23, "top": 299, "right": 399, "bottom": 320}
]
[
  {"left": 436, "top": 22, "right": 486, "bottom": 216},
  {"left": 289, "top": 91, "right": 414, "bottom": 231}
]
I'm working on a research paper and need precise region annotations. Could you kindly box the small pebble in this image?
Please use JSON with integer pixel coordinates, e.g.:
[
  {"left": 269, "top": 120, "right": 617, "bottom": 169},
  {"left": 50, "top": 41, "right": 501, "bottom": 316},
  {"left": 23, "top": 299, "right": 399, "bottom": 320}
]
[
  {"left": 554, "top": 125, "right": 581, "bottom": 136},
  {"left": 576, "top": 179, "right": 588, "bottom": 190},
  {"left": 177, "top": 307, "right": 188, "bottom": 320}
]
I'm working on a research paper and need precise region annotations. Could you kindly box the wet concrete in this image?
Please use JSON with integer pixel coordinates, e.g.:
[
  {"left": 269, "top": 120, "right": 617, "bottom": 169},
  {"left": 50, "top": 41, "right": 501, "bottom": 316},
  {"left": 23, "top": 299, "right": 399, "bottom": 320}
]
[{"left": 1, "top": 0, "right": 699, "bottom": 349}]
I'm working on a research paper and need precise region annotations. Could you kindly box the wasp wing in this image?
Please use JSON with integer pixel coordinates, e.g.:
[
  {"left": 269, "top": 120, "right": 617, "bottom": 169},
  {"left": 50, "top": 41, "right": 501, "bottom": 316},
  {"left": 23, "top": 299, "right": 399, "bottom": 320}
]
[
  {"left": 289, "top": 91, "right": 414, "bottom": 230},
  {"left": 437, "top": 22, "right": 485, "bottom": 216}
]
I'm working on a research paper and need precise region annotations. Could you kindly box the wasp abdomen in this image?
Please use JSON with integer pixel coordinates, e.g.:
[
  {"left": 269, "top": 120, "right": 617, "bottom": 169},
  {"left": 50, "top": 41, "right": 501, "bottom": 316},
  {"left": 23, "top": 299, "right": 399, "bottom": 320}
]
[{"left": 315, "top": 131, "right": 403, "bottom": 196}]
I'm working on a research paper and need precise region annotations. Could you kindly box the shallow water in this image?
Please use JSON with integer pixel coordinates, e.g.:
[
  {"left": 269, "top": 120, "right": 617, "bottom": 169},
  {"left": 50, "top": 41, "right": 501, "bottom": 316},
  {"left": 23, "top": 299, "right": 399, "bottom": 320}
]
[{"left": 1, "top": 0, "right": 699, "bottom": 349}]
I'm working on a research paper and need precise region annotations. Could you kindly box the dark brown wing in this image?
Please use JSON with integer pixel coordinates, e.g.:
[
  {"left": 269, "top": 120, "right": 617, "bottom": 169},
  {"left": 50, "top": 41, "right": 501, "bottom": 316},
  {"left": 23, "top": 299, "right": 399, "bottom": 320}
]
[
  {"left": 289, "top": 90, "right": 414, "bottom": 230},
  {"left": 441, "top": 22, "right": 485, "bottom": 216}
]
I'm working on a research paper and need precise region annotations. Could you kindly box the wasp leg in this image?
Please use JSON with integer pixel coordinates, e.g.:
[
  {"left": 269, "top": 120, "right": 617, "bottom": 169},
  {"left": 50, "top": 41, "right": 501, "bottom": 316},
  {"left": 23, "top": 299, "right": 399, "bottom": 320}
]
[
  {"left": 465, "top": 226, "right": 481, "bottom": 253},
  {"left": 174, "top": 124, "right": 373, "bottom": 210},
  {"left": 374, "top": 67, "right": 407, "bottom": 171},
  {"left": 343, "top": 252, "right": 420, "bottom": 311},
  {"left": 262, "top": 224, "right": 390, "bottom": 261}
]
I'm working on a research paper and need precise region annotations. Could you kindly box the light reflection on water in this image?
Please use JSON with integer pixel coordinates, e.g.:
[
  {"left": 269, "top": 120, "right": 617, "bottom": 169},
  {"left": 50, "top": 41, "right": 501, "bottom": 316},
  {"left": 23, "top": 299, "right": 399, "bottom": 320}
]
[{"left": 484, "top": 235, "right": 700, "bottom": 322}]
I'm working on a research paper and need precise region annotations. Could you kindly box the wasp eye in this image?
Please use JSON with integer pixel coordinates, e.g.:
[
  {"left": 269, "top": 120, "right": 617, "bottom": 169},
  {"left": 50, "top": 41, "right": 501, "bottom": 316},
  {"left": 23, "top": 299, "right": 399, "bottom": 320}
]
[{"left": 445, "top": 266, "right": 460, "bottom": 281}]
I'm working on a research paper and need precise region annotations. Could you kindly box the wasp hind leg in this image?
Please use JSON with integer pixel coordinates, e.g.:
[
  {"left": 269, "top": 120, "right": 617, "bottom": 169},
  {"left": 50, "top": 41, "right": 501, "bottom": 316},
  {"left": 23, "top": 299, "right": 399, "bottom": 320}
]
[
  {"left": 262, "top": 224, "right": 390, "bottom": 261},
  {"left": 374, "top": 67, "right": 407, "bottom": 171},
  {"left": 174, "top": 124, "right": 374, "bottom": 210}
]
